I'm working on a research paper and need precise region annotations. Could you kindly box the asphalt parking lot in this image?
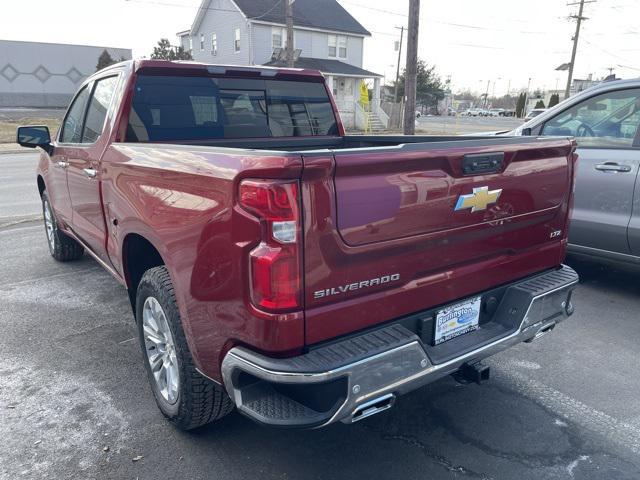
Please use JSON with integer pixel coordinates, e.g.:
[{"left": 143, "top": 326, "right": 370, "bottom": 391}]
[
  {"left": 415, "top": 115, "right": 523, "bottom": 135},
  {"left": 2, "top": 152, "right": 640, "bottom": 480}
]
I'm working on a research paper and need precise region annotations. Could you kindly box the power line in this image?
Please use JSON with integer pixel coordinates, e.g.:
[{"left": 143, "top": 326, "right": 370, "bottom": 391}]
[
  {"left": 618, "top": 64, "right": 640, "bottom": 72},
  {"left": 340, "top": 0, "right": 547, "bottom": 35},
  {"left": 337, "top": 0, "right": 407, "bottom": 17},
  {"left": 447, "top": 43, "right": 505, "bottom": 50},
  {"left": 253, "top": 0, "right": 283, "bottom": 20},
  {"left": 124, "top": 0, "right": 236, "bottom": 13},
  {"left": 581, "top": 38, "right": 637, "bottom": 65},
  {"left": 368, "top": 29, "right": 407, "bottom": 37},
  {"left": 124, "top": 0, "right": 285, "bottom": 19}
]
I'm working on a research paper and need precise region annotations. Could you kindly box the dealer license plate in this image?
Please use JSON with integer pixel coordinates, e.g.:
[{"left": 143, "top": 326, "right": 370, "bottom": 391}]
[{"left": 434, "top": 296, "right": 481, "bottom": 345}]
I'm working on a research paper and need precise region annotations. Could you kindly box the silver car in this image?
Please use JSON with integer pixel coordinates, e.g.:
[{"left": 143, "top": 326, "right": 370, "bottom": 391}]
[{"left": 510, "top": 79, "right": 640, "bottom": 265}]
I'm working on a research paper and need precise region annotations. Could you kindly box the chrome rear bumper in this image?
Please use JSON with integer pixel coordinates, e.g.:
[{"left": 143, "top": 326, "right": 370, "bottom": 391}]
[{"left": 221, "top": 265, "right": 579, "bottom": 428}]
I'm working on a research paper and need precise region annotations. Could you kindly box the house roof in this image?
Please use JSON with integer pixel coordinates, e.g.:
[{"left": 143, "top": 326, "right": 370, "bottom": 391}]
[
  {"left": 264, "top": 56, "right": 381, "bottom": 78},
  {"left": 191, "top": 0, "right": 370, "bottom": 36}
]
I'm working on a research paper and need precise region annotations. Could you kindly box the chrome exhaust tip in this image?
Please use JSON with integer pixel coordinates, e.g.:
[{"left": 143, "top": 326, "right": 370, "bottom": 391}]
[
  {"left": 530, "top": 322, "right": 556, "bottom": 342},
  {"left": 350, "top": 393, "right": 396, "bottom": 423}
]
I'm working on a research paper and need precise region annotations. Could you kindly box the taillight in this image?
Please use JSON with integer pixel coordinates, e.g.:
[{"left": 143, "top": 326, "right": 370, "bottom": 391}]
[{"left": 239, "top": 180, "right": 301, "bottom": 311}]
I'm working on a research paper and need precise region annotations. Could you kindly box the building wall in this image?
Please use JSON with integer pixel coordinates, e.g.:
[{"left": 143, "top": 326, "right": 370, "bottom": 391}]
[
  {"left": 294, "top": 29, "right": 314, "bottom": 59},
  {"left": 189, "top": 0, "right": 251, "bottom": 65},
  {"left": 251, "top": 24, "right": 273, "bottom": 65},
  {"left": 345, "top": 36, "right": 363, "bottom": 68},
  {"left": 178, "top": 34, "right": 190, "bottom": 52},
  {"left": 215, "top": 19, "right": 364, "bottom": 67},
  {"left": 0, "top": 40, "right": 131, "bottom": 108}
]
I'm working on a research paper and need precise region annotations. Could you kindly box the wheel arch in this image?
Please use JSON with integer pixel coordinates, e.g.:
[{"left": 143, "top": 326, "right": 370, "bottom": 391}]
[{"left": 122, "top": 232, "right": 166, "bottom": 312}]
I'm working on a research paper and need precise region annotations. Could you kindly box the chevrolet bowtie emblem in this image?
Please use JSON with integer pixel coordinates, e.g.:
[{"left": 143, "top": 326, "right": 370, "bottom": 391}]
[{"left": 455, "top": 186, "right": 502, "bottom": 212}]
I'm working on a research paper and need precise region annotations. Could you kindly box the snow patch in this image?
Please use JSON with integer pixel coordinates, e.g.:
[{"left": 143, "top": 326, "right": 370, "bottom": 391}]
[
  {"left": 566, "top": 455, "right": 590, "bottom": 477},
  {"left": 0, "top": 360, "right": 129, "bottom": 478}
]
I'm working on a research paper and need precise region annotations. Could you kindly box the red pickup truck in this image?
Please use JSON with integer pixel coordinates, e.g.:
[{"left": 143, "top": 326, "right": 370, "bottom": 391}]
[{"left": 18, "top": 60, "right": 579, "bottom": 430}]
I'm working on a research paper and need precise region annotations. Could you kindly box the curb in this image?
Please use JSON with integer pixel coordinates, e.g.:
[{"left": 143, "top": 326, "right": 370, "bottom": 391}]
[
  {"left": 0, "top": 144, "right": 29, "bottom": 155},
  {"left": 0, "top": 149, "right": 30, "bottom": 155}
]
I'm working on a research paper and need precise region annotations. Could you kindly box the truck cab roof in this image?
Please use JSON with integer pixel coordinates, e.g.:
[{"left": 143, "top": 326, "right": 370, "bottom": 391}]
[{"left": 95, "top": 59, "right": 326, "bottom": 81}]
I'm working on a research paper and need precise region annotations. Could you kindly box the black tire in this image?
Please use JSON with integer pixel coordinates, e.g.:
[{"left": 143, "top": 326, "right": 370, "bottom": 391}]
[
  {"left": 135, "top": 266, "right": 234, "bottom": 430},
  {"left": 42, "top": 190, "right": 84, "bottom": 262}
]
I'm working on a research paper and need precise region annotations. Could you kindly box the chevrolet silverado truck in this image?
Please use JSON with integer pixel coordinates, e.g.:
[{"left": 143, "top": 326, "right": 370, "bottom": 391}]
[{"left": 17, "top": 60, "right": 579, "bottom": 430}]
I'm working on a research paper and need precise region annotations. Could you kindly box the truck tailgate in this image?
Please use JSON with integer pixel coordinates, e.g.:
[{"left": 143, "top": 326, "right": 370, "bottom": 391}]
[{"left": 301, "top": 137, "right": 577, "bottom": 345}]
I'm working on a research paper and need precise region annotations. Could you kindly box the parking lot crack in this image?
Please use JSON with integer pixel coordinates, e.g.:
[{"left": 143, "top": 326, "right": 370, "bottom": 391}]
[
  {"left": 367, "top": 427, "right": 493, "bottom": 479},
  {"left": 494, "top": 368, "right": 640, "bottom": 458}
]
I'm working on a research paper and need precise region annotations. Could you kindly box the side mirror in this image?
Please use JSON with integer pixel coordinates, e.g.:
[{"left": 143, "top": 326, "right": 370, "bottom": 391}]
[
  {"left": 521, "top": 127, "right": 532, "bottom": 136},
  {"left": 16, "top": 125, "right": 52, "bottom": 152}
]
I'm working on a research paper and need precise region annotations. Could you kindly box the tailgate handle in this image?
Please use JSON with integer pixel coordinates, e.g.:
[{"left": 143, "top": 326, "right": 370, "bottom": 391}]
[{"left": 462, "top": 153, "right": 504, "bottom": 175}]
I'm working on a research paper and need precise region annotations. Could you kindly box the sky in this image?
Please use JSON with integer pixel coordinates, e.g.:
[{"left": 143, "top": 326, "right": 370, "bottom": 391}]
[{"left": 2, "top": 0, "right": 639, "bottom": 95}]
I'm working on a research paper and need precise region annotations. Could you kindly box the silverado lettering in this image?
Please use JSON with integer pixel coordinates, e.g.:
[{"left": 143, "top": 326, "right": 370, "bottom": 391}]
[
  {"left": 313, "top": 273, "right": 401, "bottom": 299},
  {"left": 18, "top": 59, "right": 579, "bottom": 431}
]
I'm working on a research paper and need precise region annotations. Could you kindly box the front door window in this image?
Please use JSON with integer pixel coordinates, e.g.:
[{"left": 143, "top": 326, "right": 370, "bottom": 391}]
[{"left": 541, "top": 88, "right": 640, "bottom": 148}]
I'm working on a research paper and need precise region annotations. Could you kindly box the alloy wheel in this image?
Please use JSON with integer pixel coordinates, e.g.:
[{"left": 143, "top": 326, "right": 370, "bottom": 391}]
[
  {"left": 43, "top": 199, "right": 55, "bottom": 251},
  {"left": 142, "top": 296, "right": 180, "bottom": 404}
]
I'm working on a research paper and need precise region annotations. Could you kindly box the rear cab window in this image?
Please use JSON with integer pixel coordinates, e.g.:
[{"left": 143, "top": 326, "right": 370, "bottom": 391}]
[{"left": 126, "top": 74, "right": 339, "bottom": 142}]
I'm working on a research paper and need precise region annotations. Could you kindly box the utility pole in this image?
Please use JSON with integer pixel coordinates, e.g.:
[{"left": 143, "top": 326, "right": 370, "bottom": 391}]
[
  {"left": 564, "top": 0, "right": 595, "bottom": 99},
  {"left": 284, "top": 0, "right": 294, "bottom": 67},
  {"left": 402, "top": 0, "right": 420, "bottom": 135},
  {"left": 524, "top": 77, "right": 532, "bottom": 117},
  {"left": 393, "top": 26, "right": 404, "bottom": 104},
  {"left": 483, "top": 79, "right": 490, "bottom": 108}
]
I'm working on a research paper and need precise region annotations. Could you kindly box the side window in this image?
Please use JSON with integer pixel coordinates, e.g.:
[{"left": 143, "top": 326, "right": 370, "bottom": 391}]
[
  {"left": 211, "top": 33, "right": 217, "bottom": 56},
  {"left": 272, "top": 27, "right": 286, "bottom": 49},
  {"left": 541, "top": 88, "right": 640, "bottom": 148},
  {"left": 328, "top": 35, "right": 337, "bottom": 58},
  {"left": 83, "top": 76, "right": 119, "bottom": 143},
  {"left": 60, "top": 86, "right": 91, "bottom": 143},
  {"left": 234, "top": 27, "right": 241, "bottom": 52}
]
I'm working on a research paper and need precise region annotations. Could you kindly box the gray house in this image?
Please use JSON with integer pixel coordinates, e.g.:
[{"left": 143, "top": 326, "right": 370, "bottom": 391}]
[{"left": 177, "top": 0, "right": 384, "bottom": 129}]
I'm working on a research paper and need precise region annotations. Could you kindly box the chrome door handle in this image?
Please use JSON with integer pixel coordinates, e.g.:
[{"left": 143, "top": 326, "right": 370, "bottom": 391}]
[
  {"left": 55, "top": 161, "right": 68, "bottom": 169},
  {"left": 83, "top": 168, "right": 97, "bottom": 178},
  {"left": 595, "top": 163, "right": 632, "bottom": 173}
]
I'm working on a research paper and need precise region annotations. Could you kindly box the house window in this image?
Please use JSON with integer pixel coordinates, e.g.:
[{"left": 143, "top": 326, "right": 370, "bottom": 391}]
[
  {"left": 234, "top": 27, "right": 241, "bottom": 52},
  {"left": 200, "top": 33, "right": 205, "bottom": 51},
  {"left": 272, "top": 27, "right": 286, "bottom": 49},
  {"left": 189, "top": 37, "right": 193, "bottom": 52},
  {"left": 338, "top": 36, "right": 347, "bottom": 58},
  {"left": 328, "top": 35, "right": 347, "bottom": 59},
  {"left": 211, "top": 33, "right": 217, "bottom": 55}
]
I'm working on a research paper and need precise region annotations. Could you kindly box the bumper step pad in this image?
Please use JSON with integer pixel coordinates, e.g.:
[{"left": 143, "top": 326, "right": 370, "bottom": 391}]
[{"left": 241, "top": 383, "right": 329, "bottom": 425}]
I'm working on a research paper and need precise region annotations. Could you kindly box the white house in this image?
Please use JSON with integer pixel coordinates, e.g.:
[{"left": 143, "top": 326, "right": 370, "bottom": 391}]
[{"left": 177, "top": 0, "right": 384, "bottom": 130}]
